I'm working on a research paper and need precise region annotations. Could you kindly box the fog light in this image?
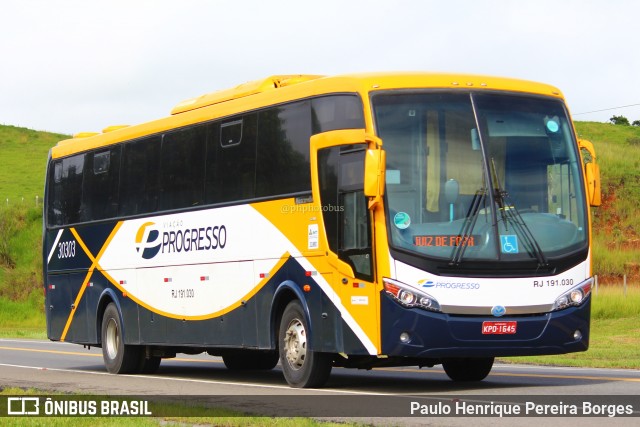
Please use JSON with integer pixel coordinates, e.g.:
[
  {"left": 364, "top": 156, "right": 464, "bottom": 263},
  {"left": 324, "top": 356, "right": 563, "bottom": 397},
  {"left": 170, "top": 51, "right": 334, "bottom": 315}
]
[
  {"left": 573, "top": 330, "right": 583, "bottom": 341},
  {"left": 399, "top": 332, "right": 411, "bottom": 343}
]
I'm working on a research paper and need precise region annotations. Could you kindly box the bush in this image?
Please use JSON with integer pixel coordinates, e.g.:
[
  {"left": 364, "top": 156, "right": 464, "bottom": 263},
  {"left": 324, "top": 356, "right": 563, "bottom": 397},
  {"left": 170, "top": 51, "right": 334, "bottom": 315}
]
[{"left": 610, "top": 115, "right": 630, "bottom": 125}]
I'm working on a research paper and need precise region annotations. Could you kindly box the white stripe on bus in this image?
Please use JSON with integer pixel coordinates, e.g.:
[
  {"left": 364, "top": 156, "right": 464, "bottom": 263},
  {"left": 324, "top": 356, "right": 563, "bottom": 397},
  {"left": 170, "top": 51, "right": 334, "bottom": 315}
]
[{"left": 47, "top": 229, "right": 64, "bottom": 265}]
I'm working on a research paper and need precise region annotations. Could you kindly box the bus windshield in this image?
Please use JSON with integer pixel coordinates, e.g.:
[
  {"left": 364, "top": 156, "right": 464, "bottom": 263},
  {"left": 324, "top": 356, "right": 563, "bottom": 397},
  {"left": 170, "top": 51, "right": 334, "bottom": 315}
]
[{"left": 373, "top": 92, "right": 587, "bottom": 265}]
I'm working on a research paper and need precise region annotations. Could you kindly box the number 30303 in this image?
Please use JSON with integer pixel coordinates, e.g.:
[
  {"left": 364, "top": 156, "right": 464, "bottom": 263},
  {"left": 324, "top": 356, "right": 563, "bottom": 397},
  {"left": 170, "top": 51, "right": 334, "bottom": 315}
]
[{"left": 58, "top": 240, "right": 76, "bottom": 259}]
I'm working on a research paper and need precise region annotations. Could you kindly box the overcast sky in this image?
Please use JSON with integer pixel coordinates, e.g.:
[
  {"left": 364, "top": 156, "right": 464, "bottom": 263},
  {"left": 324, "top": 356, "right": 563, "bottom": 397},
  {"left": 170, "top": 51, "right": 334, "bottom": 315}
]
[{"left": 1, "top": 0, "right": 639, "bottom": 135}]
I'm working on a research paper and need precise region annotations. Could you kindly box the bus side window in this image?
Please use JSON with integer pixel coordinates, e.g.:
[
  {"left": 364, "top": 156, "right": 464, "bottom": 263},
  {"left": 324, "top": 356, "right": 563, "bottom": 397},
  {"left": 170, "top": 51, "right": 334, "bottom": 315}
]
[
  {"left": 207, "top": 114, "right": 257, "bottom": 203},
  {"left": 119, "top": 136, "right": 161, "bottom": 216},
  {"left": 160, "top": 125, "right": 206, "bottom": 210},
  {"left": 256, "top": 101, "right": 312, "bottom": 197},
  {"left": 82, "top": 147, "right": 120, "bottom": 221},
  {"left": 61, "top": 154, "right": 85, "bottom": 225},
  {"left": 311, "top": 95, "right": 364, "bottom": 134},
  {"left": 47, "top": 161, "right": 64, "bottom": 226}
]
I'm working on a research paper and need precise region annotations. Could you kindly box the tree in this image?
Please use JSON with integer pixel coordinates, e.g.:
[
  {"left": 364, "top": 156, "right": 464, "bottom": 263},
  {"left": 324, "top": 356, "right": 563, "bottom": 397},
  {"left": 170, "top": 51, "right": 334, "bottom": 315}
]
[
  {"left": 610, "top": 115, "right": 630, "bottom": 125},
  {"left": 632, "top": 120, "right": 640, "bottom": 127}
]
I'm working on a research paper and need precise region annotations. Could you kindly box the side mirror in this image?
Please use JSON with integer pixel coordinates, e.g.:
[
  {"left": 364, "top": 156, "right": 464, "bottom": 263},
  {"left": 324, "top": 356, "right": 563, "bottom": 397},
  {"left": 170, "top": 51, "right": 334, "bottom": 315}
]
[
  {"left": 584, "top": 162, "right": 601, "bottom": 207},
  {"left": 364, "top": 144, "right": 386, "bottom": 209},
  {"left": 578, "top": 139, "right": 601, "bottom": 207}
]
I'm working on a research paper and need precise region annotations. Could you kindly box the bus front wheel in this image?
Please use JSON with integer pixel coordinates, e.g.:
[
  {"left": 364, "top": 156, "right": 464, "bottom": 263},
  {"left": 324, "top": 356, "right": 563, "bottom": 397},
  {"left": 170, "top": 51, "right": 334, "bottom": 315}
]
[
  {"left": 101, "top": 303, "right": 141, "bottom": 374},
  {"left": 278, "top": 300, "right": 332, "bottom": 388},
  {"left": 442, "top": 357, "right": 494, "bottom": 381}
]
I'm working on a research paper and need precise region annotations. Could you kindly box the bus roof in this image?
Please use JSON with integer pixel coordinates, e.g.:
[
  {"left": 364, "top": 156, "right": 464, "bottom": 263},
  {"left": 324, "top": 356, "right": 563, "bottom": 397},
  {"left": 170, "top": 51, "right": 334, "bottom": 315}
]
[{"left": 51, "top": 72, "right": 564, "bottom": 159}]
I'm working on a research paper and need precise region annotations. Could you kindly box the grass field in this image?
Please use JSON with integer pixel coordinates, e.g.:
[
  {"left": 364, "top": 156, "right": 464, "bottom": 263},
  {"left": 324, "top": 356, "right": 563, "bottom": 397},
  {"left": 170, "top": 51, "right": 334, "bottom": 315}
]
[{"left": 499, "top": 285, "right": 640, "bottom": 369}]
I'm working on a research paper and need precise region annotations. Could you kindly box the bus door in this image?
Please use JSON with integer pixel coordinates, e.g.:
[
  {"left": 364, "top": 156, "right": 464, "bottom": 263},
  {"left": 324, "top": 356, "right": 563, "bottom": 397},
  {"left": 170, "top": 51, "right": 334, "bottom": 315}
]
[{"left": 312, "top": 130, "right": 380, "bottom": 354}]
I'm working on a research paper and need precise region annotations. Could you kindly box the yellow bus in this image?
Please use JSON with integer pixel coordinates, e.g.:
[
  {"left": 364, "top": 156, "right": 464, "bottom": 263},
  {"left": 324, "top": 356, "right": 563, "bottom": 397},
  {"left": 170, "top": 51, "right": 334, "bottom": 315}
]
[{"left": 44, "top": 73, "right": 600, "bottom": 387}]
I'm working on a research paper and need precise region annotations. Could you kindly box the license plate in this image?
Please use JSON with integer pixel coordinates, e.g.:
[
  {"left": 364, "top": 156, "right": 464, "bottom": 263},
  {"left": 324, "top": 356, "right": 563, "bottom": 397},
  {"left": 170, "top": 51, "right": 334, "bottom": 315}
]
[{"left": 482, "top": 321, "right": 517, "bottom": 335}]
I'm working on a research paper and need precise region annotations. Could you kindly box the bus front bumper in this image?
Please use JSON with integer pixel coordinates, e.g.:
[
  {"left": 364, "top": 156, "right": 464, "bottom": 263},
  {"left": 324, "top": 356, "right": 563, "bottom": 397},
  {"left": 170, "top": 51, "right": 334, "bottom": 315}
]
[{"left": 380, "top": 292, "right": 591, "bottom": 358}]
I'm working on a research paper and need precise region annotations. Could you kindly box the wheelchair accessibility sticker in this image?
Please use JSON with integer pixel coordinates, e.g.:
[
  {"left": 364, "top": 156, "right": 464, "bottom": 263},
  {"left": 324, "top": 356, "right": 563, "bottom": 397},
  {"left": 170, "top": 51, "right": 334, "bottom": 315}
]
[{"left": 500, "top": 235, "right": 519, "bottom": 254}]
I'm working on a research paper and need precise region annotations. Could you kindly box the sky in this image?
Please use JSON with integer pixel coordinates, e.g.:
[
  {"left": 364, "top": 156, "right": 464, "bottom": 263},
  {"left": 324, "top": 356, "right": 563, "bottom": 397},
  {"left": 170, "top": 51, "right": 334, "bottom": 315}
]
[{"left": 1, "top": 0, "right": 639, "bottom": 135}]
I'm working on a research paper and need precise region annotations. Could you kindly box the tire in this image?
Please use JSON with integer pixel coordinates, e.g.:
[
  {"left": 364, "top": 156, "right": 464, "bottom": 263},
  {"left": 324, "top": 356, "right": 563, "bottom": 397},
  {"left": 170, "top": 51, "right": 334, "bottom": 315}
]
[
  {"left": 222, "top": 350, "right": 279, "bottom": 370},
  {"left": 101, "top": 303, "right": 141, "bottom": 374},
  {"left": 278, "top": 300, "right": 332, "bottom": 388},
  {"left": 442, "top": 357, "right": 494, "bottom": 381}
]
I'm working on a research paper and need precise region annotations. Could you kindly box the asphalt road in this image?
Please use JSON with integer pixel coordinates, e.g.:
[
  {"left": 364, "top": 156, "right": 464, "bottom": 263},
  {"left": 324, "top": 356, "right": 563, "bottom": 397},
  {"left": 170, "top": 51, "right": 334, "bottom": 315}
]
[{"left": 1, "top": 338, "right": 639, "bottom": 426}]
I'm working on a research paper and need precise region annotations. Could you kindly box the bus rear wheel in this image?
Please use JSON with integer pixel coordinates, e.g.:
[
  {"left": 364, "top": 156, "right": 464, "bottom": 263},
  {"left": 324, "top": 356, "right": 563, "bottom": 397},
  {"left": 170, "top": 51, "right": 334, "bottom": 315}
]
[
  {"left": 278, "top": 300, "right": 332, "bottom": 388},
  {"left": 442, "top": 357, "right": 494, "bottom": 381},
  {"left": 101, "top": 303, "right": 141, "bottom": 374}
]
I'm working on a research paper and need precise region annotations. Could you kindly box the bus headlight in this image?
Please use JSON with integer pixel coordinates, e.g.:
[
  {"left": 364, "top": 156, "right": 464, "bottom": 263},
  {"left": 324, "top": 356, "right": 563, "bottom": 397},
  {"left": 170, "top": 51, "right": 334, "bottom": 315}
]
[
  {"left": 383, "top": 278, "right": 441, "bottom": 312},
  {"left": 552, "top": 278, "right": 593, "bottom": 311}
]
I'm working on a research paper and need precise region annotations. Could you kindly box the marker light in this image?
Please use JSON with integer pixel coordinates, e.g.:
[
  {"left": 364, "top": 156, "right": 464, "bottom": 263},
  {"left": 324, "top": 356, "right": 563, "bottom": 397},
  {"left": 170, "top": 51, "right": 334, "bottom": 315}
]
[
  {"left": 383, "top": 278, "right": 441, "bottom": 312},
  {"left": 552, "top": 278, "right": 593, "bottom": 311}
]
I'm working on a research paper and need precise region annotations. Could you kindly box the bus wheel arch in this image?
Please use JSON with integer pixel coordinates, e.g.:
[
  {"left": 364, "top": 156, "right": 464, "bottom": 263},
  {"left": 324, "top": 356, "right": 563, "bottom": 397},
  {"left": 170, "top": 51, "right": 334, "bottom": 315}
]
[
  {"left": 96, "top": 289, "right": 121, "bottom": 346},
  {"left": 270, "top": 281, "right": 310, "bottom": 350}
]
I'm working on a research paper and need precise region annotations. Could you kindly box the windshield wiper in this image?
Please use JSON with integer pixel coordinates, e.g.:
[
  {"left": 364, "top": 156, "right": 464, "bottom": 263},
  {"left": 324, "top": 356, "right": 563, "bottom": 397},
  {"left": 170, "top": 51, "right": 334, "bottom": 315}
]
[
  {"left": 449, "top": 187, "right": 487, "bottom": 266},
  {"left": 490, "top": 158, "right": 549, "bottom": 268}
]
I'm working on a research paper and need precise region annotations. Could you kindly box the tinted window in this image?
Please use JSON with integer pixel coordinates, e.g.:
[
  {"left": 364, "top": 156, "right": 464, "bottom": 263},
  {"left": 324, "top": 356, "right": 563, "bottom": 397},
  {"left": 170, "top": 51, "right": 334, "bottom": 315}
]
[
  {"left": 206, "top": 114, "right": 257, "bottom": 203},
  {"left": 54, "top": 162, "right": 62, "bottom": 183},
  {"left": 311, "top": 95, "right": 364, "bottom": 134},
  {"left": 46, "top": 95, "right": 366, "bottom": 226},
  {"left": 160, "top": 125, "right": 206, "bottom": 210},
  {"left": 256, "top": 101, "right": 312, "bottom": 197},
  {"left": 93, "top": 151, "right": 110, "bottom": 174},
  {"left": 317, "top": 145, "right": 372, "bottom": 280},
  {"left": 82, "top": 147, "right": 120, "bottom": 221},
  {"left": 317, "top": 147, "right": 339, "bottom": 251},
  {"left": 220, "top": 120, "right": 243, "bottom": 147},
  {"left": 119, "top": 136, "right": 161, "bottom": 216},
  {"left": 47, "top": 161, "right": 64, "bottom": 226},
  {"left": 59, "top": 154, "right": 85, "bottom": 224}
]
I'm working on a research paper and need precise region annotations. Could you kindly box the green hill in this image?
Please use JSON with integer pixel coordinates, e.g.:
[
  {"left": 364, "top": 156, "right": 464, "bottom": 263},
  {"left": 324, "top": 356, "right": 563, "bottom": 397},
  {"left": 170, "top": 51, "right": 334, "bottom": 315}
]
[
  {"left": 0, "top": 121, "right": 639, "bottom": 307},
  {"left": 574, "top": 121, "right": 640, "bottom": 283},
  {"left": 0, "top": 125, "right": 68, "bottom": 330},
  {"left": 0, "top": 125, "right": 68, "bottom": 205}
]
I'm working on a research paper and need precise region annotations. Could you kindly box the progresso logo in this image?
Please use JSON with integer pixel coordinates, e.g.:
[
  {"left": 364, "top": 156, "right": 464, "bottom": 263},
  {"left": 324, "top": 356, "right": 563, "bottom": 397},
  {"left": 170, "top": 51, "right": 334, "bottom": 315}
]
[
  {"left": 135, "top": 222, "right": 161, "bottom": 259},
  {"left": 417, "top": 279, "right": 480, "bottom": 290},
  {"left": 134, "top": 220, "right": 227, "bottom": 260}
]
